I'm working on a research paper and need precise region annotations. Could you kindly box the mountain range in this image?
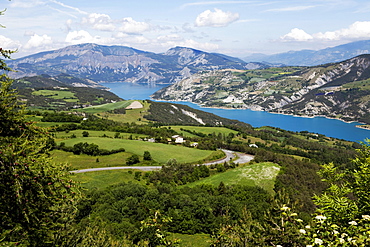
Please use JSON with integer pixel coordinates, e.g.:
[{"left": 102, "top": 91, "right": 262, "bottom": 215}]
[
  {"left": 243, "top": 40, "right": 370, "bottom": 66},
  {"left": 7, "top": 43, "right": 265, "bottom": 84},
  {"left": 152, "top": 54, "right": 370, "bottom": 124}
]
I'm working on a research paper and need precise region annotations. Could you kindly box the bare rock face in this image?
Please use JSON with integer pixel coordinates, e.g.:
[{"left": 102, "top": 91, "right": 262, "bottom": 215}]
[{"left": 152, "top": 54, "right": 370, "bottom": 124}]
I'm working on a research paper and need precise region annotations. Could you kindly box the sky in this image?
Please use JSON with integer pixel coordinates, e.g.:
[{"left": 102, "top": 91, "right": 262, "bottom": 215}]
[{"left": 1, "top": 0, "right": 370, "bottom": 58}]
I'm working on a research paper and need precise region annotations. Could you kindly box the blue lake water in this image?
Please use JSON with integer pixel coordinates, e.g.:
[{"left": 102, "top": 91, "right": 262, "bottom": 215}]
[{"left": 101, "top": 82, "right": 370, "bottom": 142}]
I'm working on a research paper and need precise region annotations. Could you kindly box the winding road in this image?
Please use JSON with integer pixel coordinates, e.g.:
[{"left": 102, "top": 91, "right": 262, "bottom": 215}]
[{"left": 71, "top": 149, "right": 254, "bottom": 173}]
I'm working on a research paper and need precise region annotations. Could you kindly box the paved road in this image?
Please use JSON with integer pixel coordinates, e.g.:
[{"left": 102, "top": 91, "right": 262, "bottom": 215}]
[{"left": 71, "top": 149, "right": 254, "bottom": 173}]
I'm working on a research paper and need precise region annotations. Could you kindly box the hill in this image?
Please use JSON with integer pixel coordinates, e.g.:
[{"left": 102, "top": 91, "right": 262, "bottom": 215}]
[
  {"left": 12, "top": 75, "right": 122, "bottom": 111},
  {"left": 7, "top": 43, "right": 267, "bottom": 84},
  {"left": 243, "top": 39, "right": 370, "bottom": 66},
  {"left": 152, "top": 54, "right": 370, "bottom": 124}
]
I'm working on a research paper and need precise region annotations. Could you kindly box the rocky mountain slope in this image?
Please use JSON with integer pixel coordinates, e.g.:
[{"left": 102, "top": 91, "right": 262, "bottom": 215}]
[
  {"left": 8, "top": 43, "right": 266, "bottom": 84},
  {"left": 244, "top": 39, "right": 370, "bottom": 66},
  {"left": 152, "top": 54, "right": 370, "bottom": 124}
]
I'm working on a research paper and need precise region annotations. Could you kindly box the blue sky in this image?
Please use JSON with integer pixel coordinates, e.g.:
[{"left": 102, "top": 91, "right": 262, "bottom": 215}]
[{"left": 2, "top": 0, "right": 370, "bottom": 58}]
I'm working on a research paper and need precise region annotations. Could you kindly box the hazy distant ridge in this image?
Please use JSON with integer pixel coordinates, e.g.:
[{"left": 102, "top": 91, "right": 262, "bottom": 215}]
[{"left": 8, "top": 43, "right": 266, "bottom": 84}]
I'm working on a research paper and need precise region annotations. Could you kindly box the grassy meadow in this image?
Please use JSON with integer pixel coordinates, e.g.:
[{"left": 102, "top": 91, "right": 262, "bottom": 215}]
[
  {"left": 57, "top": 137, "right": 217, "bottom": 164},
  {"left": 167, "top": 125, "right": 238, "bottom": 138},
  {"left": 186, "top": 162, "right": 280, "bottom": 194},
  {"left": 72, "top": 170, "right": 147, "bottom": 190}
]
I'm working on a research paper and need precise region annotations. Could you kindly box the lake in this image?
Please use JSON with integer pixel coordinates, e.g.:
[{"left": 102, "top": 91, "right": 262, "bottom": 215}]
[{"left": 101, "top": 82, "right": 370, "bottom": 142}]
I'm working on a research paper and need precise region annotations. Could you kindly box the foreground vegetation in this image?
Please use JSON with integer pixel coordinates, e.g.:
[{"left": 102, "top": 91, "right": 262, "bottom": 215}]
[{"left": 2, "top": 32, "right": 369, "bottom": 246}]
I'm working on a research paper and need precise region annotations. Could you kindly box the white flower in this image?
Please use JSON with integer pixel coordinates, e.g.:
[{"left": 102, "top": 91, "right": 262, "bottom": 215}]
[
  {"left": 314, "top": 238, "right": 323, "bottom": 245},
  {"left": 299, "top": 229, "right": 306, "bottom": 234},
  {"left": 332, "top": 230, "right": 339, "bottom": 235},
  {"left": 339, "top": 238, "right": 345, "bottom": 244},
  {"left": 276, "top": 245, "right": 283, "bottom": 247},
  {"left": 348, "top": 220, "right": 358, "bottom": 225},
  {"left": 306, "top": 245, "right": 313, "bottom": 247},
  {"left": 362, "top": 215, "right": 370, "bottom": 220},
  {"left": 315, "top": 215, "right": 327, "bottom": 221},
  {"left": 305, "top": 225, "right": 311, "bottom": 229}
]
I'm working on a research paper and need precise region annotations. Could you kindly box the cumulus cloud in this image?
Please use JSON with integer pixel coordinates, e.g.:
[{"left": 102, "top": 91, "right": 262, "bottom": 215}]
[
  {"left": 82, "top": 13, "right": 115, "bottom": 32},
  {"left": 195, "top": 8, "right": 239, "bottom": 27},
  {"left": 0, "top": 35, "right": 21, "bottom": 50},
  {"left": 280, "top": 21, "right": 370, "bottom": 42},
  {"left": 115, "top": 32, "right": 151, "bottom": 44},
  {"left": 157, "top": 34, "right": 184, "bottom": 42},
  {"left": 118, "top": 17, "right": 151, "bottom": 33},
  {"left": 314, "top": 21, "right": 370, "bottom": 40},
  {"left": 24, "top": 34, "right": 53, "bottom": 49},
  {"left": 65, "top": 30, "right": 105, "bottom": 44},
  {"left": 161, "top": 39, "right": 219, "bottom": 51},
  {"left": 280, "top": 28, "right": 313, "bottom": 41}
]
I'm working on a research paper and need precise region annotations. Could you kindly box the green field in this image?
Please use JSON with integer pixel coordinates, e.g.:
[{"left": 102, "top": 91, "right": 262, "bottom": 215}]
[
  {"left": 77, "top": 100, "right": 134, "bottom": 114},
  {"left": 72, "top": 170, "right": 147, "bottom": 190},
  {"left": 32, "top": 89, "right": 78, "bottom": 102},
  {"left": 55, "top": 130, "right": 148, "bottom": 140},
  {"left": 51, "top": 150, "right": 137, "bottom": 170},
  {"left": 58, "top": 137, "right": 216, "bottom": 164},
  {"left": 187, "top": 162, "right": 280, "bottom": 194},
  {"left": 167, "top": 126, "right": 238, "bottom": 138}
]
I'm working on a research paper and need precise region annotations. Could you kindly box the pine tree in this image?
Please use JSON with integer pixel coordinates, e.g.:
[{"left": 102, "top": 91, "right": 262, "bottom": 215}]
[{"left": 0, "top": 22, "right": 80, "bottom": 246}]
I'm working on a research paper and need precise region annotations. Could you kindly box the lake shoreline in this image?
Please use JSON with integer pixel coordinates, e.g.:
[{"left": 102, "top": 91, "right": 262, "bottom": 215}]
[{"left": 151, "top": 98, "right": 369, "bottom": 130}]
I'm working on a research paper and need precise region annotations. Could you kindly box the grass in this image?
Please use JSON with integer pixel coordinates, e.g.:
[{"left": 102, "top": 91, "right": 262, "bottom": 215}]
[
  {"left": 100, "top": 100, "right": 151, "bottom": 124},
  {"left": 77, "top": 100, "right": 134, "bottom": 114},
  {"left": 167, "top": 126, "right": 238, "bottom": 138},
  {"left": 54, "top": 130, "right": 148, "bottom": 141},
  {"left": 32, "top": 89, "right": 78, "bottom": 102},
  {"left": 170, "top": 233, "right": 211, "bottom": 247},
  {"left": 186, "top": 162, "right": 280, "bottom": 194},
  {"left": 72, "top": 170, "right": 147, "bottom": 190},
  {"left": 51, "top": 150, "right": 135, "bottom": 170},
  {"left": 57, "top": 137, "right": 216, "bottom": 164}
]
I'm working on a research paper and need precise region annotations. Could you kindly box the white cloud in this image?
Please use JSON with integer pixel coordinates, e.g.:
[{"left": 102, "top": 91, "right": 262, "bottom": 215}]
[
  {"left": 314, "top": 21, "right": 370, "bottom": 40},
  {"left": 24, "top": 34, "right": 53, "bottom": 49},
  {"left": 82, "top": 13, "right": 116, "bottom": 32},
  {"left": 115, "top": 33, "right": 151, "bottom": 44},
  {"left": 195, "top": 8, "right": 239, "bottom": 27},
  {"left": 0, "top": 35, "right": 21, "bottom": 50},
  {"left": 281, "top": 21, "right": 370, "bottom": 42},
  {"left": 161, "top": 39, "right": 219, "bottom": 51},
  {"left": 280, "top": 28, "right": 313, "bottom": 41},
  {"left": 157, "top": 34, "right": 184, "bottom": 42},
  {"left": 48, "top": 0, "right": 88, "bottom": 15},
  {"left": 65, "top": 30, "right": 97, "bottom": 44},
  {"left": 118, "top": 17, "right": 151, "bottom": 33}
]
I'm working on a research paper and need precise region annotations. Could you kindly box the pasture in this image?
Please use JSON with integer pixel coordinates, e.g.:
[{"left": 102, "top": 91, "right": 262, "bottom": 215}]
[
  {"left": 57, "top": 137, "right": 217, "bottom": 164},
  {"left": 167, "top": 125, "right": 238, "bottom": 137},
  {"left": 72, "top": 170, "right": 147, "bottom": 190},
  {"left": 186, "top": 162, "right": 280, "bottom": 194}
]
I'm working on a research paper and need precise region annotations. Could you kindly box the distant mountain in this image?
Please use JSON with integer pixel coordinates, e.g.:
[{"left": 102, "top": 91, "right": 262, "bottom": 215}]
[
  {"left": 243, "top": 40, "right": 370, "bottom": 66},
  {"left": 152, "top": 54, "right": 370, "bottom": 124},
  {"left": 8, "top": 44, "right": 267, "bottom": 84}
]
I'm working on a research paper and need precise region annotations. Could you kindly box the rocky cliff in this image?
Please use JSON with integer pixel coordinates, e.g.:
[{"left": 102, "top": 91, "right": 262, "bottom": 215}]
[{"left": 152, "top": 54, "right": 370, "bottom": 124}]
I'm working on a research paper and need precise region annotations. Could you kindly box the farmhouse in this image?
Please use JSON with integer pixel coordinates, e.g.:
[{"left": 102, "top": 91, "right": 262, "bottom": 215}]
[{"left": 172, "top": 135, "right": 185, "bottom": 144}]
